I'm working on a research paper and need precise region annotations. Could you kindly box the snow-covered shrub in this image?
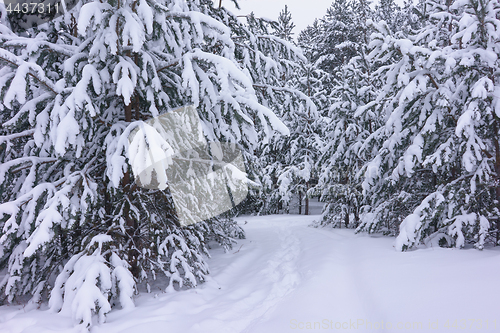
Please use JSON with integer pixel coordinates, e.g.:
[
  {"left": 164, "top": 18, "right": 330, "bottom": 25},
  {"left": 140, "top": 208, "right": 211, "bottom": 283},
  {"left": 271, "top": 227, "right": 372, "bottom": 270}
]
[{"left": 49, "top": 235, "right": 135, "bottom": 328}]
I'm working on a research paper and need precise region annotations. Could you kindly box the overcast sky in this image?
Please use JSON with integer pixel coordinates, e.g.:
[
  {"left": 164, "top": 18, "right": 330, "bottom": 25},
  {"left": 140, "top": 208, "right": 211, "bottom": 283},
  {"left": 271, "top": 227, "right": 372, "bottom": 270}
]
[
  {"left": 217, "top": 0, "right": 333, "bottom": 35},
  {"left": 216, "top": 0, "right": 406, "bottom": 37}
]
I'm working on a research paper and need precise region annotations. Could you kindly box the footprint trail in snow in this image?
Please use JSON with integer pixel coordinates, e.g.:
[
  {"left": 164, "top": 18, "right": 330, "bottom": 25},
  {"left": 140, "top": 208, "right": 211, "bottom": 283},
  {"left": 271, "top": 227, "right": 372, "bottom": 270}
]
[{"left": 2, "top": 214, "right": 500, "bottom": 333}]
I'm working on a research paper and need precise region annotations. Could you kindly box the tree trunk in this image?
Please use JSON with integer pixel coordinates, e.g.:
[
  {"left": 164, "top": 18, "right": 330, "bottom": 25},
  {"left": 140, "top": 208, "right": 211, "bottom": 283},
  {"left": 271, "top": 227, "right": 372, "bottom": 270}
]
[
  {"left": 124, "top": 95, "right": 142, "bottom": 277},
  {"left": 491, "top": 118, "right": 500, "bottom": 245},
  {"left": 493, "top": 125, "right": 500, "bottom": 245},
  {"left": 299, "top": 190, "right": 302, "bottom": 215},
  {"left": 354, "top": 206, "right": 359, "bottom": 228},
  {"left": 305, "top": 181, "right": 309, "bottom": 215}
]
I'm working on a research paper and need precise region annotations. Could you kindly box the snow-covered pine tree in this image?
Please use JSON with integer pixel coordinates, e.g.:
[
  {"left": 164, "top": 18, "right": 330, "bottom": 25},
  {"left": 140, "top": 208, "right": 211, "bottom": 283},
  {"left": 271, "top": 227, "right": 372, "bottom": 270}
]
[
  {"left": 303, "top": 0, "right": 360, "bottom": 74},
  {"left": 375, "top": 0, "right": 404, "bottom": 33},
  {"left": 315, "top": 67, "right": 363, "bottom": 227},
  {"left": 357, "top": 0, "right": 500, "bottom": 250},
  {"left": 298, "top": 19, "right": 321, "bottom": 62},
  {"left": 313, "top": 0, "right": 378, "bottom": 227},
  {"left": 274, "top": 5, "right": 296, "bottom": 42},
  {"left": 396, "top": 0, "right": 500, "bottom": 250},
  {"left": 272, "top": 62, "right": 323, "bottom": 215},
  {"left": 398, "top": 0, "right": 428, "bottom": 35},
  {"left": 244, "top": 7, "right": 323, "bottom": 215},
  {"left": 0, "top": 0, "right": 293, "bottom": 327},
  {"left": 355, "top": 0, "right": 457, "bottom": 236}
]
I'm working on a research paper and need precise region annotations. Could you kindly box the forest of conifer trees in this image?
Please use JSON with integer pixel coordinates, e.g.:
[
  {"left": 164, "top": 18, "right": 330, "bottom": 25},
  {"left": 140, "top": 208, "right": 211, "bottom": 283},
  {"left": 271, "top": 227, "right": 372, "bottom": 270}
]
[{"left": 1, "top": 0, "right": 500, "bottom": 328}]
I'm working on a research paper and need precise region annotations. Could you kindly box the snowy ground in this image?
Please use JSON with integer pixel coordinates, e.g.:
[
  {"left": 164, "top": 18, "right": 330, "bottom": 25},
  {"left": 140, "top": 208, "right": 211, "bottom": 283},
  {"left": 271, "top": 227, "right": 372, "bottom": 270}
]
[{"left": 1, "top": 214, "right": 500, "bottom": 333}]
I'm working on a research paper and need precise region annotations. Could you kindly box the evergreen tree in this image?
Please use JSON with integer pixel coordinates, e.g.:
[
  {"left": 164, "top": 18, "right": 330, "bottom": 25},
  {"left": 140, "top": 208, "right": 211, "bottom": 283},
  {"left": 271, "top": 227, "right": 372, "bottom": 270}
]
[
  {"left": 298, "top": 19, "right": 322, "bottom": 61},
  {"left": 355, "top": 0, "right": 500, "bottom": 250},
  {"left": 275, "top": 5, "right": 296, "bottom": 42},
  {"left": 273, "top": 64, "right": 323, "bottom": 215},
  {"left": 396, "top": 0, "right": 500, "bottom": 250},
  {"left": 249, "top": 7, "right": 324, "bottom": 215},
  {"left": 398, "top": 0, "right": 428, "bottom": 35},
  {"left": 302, "top": 0, "right": 372, "bottom": 74},
  {"left": 355, "top": 0, "right": 460, "bottom": 236},
  {"left": 375, "top": 0, "right": 403, "bottom": 32},
  {"left": 313, "top": 1, "right": 378, "bottom": 228}
]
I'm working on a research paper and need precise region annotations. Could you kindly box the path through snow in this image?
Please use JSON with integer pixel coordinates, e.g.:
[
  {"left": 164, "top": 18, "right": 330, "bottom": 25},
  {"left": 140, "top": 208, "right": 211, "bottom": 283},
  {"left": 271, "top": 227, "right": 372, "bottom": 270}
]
[{"left": 1, "top": 214, "right": 500, "bottom": 332}]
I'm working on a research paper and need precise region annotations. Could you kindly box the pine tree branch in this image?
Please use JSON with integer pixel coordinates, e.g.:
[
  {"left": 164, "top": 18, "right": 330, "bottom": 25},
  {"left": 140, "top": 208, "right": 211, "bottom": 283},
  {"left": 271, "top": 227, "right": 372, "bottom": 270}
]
[
  {"left": 235, "top": 42, "right": 257, "bottom": 54},
  {"left": 0, "top": 129, "right": 35, "bottom": 143},
  {"left": 252, "top": 84, "right": 315, "bottom": 104},
  {"left": 8, "top": 157, "right": 59, "bottom": 173},
  {"left": 0, "top": 40, "right": 74, "bottom": 58},
  {"left": 10, "top": 172, "right": 82, "bottom": 209},
  {"left": 156, "top": 61, "right": 179, "bottom": 73},
  {"left": 426, "top": 73, "right": 439, "bottom": 90},
  {"left": 0, "top": 55, "right": 57, "bottom": 95}
]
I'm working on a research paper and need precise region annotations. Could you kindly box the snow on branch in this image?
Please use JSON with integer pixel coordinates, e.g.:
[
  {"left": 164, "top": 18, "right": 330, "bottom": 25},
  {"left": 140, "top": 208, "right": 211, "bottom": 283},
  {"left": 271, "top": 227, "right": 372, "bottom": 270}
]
[
  {"left": 0, "top": 49, "right": 58, "bottom": 96},
  {"left": 0, "top": 129, "right": 35, "bottom": 143}
]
